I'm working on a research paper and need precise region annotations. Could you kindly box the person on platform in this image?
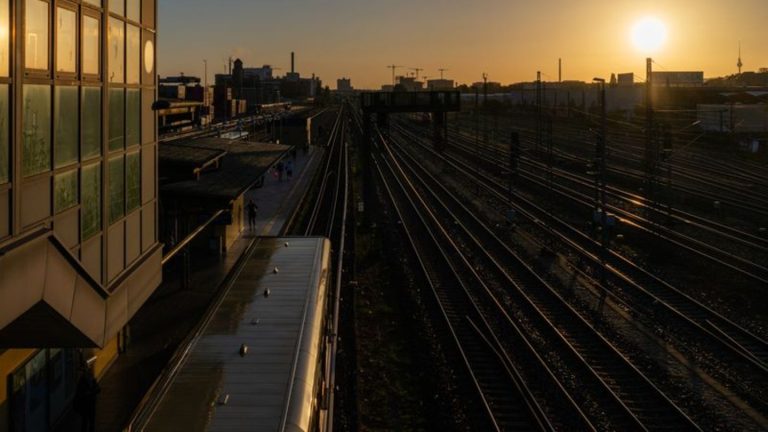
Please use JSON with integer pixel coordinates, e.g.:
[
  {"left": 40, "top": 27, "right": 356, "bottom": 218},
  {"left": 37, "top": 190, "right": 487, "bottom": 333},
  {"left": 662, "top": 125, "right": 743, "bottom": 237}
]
[
  {"left": 247, "top": 200, "right": 258, "bottom": 231},
  {"left": 286, "top": 160, "right": 294, "bottom": 181}
]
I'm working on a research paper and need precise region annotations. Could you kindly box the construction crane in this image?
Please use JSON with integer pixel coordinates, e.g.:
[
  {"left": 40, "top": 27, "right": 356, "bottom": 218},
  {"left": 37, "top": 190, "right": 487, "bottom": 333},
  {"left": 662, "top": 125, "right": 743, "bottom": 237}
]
[
  {"left": 387, "top": 65, "right": 404, "bottom": 86},
  {"left": 438, "top": 68, "right": 449, "bottom": 80},
  {"left": 411, "top": 67, "right": 423, "bottom": 81}
]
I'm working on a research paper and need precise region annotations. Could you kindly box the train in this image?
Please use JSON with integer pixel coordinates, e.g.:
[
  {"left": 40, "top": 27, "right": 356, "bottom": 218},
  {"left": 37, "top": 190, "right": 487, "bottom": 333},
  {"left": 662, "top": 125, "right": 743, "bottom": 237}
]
[
  {"left": 255, "top": 102, "right": 293, "bottom": 115},
  {"left": 134, "top": 237, "right": 333, "bottom": 432}
]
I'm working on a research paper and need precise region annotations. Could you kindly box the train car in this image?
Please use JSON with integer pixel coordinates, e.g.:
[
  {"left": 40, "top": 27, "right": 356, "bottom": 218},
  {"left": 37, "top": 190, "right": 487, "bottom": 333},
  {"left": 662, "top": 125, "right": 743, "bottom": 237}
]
[
  {"left": 257, "top": 102, "right": 293, "bottom": 115},
  {"left": 138, "top": 237, "right": 332, "bottom": 432}
]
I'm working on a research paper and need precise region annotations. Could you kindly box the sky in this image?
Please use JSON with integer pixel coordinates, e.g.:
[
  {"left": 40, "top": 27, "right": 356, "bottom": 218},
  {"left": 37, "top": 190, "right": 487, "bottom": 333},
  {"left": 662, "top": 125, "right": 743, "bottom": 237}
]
[{"left": 158, "top": 0, "right": 768, "bottom": 89}]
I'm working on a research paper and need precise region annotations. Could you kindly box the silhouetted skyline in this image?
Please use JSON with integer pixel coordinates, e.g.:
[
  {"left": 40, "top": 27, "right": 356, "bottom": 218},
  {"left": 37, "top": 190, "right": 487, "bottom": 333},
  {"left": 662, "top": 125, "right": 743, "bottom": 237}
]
[{"left": 159, "top": 0, "right": 767, "bottom": 88}]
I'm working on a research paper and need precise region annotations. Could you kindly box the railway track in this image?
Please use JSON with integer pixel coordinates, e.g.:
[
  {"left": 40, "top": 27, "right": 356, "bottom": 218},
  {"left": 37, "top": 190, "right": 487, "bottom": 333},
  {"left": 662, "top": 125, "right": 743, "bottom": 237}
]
[
  {"left": 389, "top": 120, "right": 768, "bottom": 415},
  {"left": 440, "top": 127, "right": 768, "bottom": 284},
  {"left": 407, "top": 119, "right": 768, "bottom": 284},
  {"left": 456, "top": 114, "right": 768, "bottom": 220},
  {"left": 375, "top": 135, "right": 567, "bottom": 431},
  {"left": 379, "top": 129, "right": 704, "bottom": 430}
]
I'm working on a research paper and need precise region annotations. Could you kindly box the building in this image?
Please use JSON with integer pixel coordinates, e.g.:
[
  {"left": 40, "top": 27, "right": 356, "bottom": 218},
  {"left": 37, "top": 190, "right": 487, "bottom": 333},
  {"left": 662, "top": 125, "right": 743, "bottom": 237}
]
[
  {"left": 243, "top": 65, "right": 275, "bottom": 81},
  {"left": 396, "top": 76, "right": 424, "bottom": 92},
  {"left": 158, "top": 75, "right": 213, "bottom": 132},
  {"left": 337, "top": 77, "right": 353, "bottom": 93},
  {"left": 618, "top": 73, "right": 635, "bottom": 86},
  {"left": 0, "top": 0, "right": 161, "bottom": 429},
  {"left": 427, "top": 79, "right": 455, "bottom": 91},
  {"left": 651, "top": 71, "right": 705, "bottom": 87}
]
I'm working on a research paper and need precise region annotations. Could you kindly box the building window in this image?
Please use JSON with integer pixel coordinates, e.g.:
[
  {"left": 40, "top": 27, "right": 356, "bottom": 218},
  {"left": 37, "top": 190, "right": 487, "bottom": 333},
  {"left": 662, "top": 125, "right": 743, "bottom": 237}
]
[
  {"left": 126, "top": 24, "right": 140, "bottom": 84},
  {"left": 108, "top": 17, "right": 124, "bottom": 83},
  {"left": 126, "top": 151, "right": 139, "bottom": 212},
  {"left": 109, "top": 0, "right": 124, "bottom": 16},
  {"left": 109, "top": 88, "right": 124, "bottom": 151},
  {"left": 127, "top": 0, "right": 140, "bottom": 22},
  {"left": 22, "top": 85, "right": 51, "bottom": 176},
  {"left": 0, "top": 85, "right": 7, "bottom": 183},
  {"left": 54, "top": 86, "right": 78, "bottom": 168},
  {"left": 82, "top": 15, "right": 100, "bottom": 76},
  {"left": 83, "top": 0, "right": 101, "bottom": 8},
  {"left": 56, "top": 7, "right": 76, "bottom": 74},
  {"left": 126, "top": 89, "right": 139, "bottom": 147},
  {"left": 82, "top": 87, "right": 101, "bottom": 160},
  {"left": 0, "top": 0, "right": 9, "bottom": 76},
  {"left": 25, "top": 0, "right": 49, "bottom": 71},
  {"left": 108, "top": 156, "right": 124, "bottom": 224},
  {"left": 81, "top": 162, "right": 101, "bottom": 239},
  {"left": 54, "top": 169, "right": 78, "bottom": 213}
]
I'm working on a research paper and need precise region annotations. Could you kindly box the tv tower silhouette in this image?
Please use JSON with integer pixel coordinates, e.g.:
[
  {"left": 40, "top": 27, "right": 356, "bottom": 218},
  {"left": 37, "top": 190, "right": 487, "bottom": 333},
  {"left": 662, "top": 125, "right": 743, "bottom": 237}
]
[{"left": 737, "top": 42, "right": 743, "bottom": 75}]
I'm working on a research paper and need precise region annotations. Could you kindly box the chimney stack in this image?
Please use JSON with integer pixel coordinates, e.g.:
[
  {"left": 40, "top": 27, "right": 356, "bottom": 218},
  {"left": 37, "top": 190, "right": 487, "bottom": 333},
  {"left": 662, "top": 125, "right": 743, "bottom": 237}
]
[
  {"left": 558, "top": 58, "right": 562, "bottom": 82},
  {"left": 291, "top": 52, "right": 295, "bottom": 74}
]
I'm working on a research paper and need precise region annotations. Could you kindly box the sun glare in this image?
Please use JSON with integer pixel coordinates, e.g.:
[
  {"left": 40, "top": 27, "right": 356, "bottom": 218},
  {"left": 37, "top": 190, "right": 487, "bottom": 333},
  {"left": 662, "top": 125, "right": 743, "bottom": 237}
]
[{"left": 631, "top": 17, "right": 668, "bottom": 53}]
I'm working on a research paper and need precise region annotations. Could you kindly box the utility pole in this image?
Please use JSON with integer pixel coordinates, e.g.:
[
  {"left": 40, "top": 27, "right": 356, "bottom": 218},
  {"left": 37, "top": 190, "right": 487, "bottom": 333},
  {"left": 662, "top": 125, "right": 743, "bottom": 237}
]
[
  {"left": 386, "top": 65, "right": 403, "bottom": 87},
  {"left": 536, "top": 71, "right": 542, "bottom": 155},
  {"left": 593, "top": 78, "right": 608, "bottom": 286},
  {"left": 645, "top": 57, "right": 656, "bottom": 217},
  {"left": 559, "top": 58, "right": 562, "bottom": 83},
  {"left": 482, "top": 73, "right": 489, "bottom": 155},
  {"left": 203, "top": 59, "right": 208, "bottom": 128}
]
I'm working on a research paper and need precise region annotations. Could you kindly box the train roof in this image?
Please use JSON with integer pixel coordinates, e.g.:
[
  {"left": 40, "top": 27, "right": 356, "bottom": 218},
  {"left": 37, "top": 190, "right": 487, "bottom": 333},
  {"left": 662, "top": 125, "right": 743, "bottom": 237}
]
[{"left": 144, "top": 237, "right": 331, "bottom": 432}]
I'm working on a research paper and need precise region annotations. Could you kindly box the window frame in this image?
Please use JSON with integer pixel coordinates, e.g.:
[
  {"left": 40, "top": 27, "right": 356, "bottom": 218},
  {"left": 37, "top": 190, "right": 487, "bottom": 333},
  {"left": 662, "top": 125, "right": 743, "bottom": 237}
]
[
  {"left": 24, "top": 0, "right": 52, "bottom": 77},
  {"left": 80, "top": 8, "right": 101, "bottom": 81},
  {"left": 53, "top": 2, "right": 78, "bottom": 78}
]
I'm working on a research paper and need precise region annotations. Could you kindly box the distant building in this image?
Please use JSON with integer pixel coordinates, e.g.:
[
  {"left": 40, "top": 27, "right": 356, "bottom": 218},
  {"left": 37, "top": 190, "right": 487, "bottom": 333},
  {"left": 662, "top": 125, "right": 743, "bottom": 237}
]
[
  {"left": 396, "top": 76, "right": 424, "bottom": 92},
  {"left": 381, "top": 85, "right": 394, "bottom": 92},
  {"left": 651, "top": 71, "right": 704, "bottom": 87},
  {"left": 243, "top": 65, "right": 275, "bottom": 80},
  {"left": 427, "top": 79, "right": 455, "bottom": 90},
  {"left": 337, "top": 78, "right": 354, "bottom": 93},
  {"left": 618, "top": 73, "right": 634, "bottom": 86}
]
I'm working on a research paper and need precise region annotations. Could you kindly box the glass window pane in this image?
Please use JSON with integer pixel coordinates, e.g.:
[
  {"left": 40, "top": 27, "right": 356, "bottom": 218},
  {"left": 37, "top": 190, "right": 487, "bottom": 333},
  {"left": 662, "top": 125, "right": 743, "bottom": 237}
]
[
  {"left": 82, "top": 15, "right": 100, "bottom": 75},
  {"left": 0, "top": 85, "right": 7, "bottom": 183},
  {"left": 81, "top": 162, "right": 101, "bottom": 239},
  {"left": 56, "top": 7, "right": 76, "bottom": 73},
  {"left": 54, "top": 87, "right": 78, "bottom": 168},
  {"left": 54, "top": 170, "right": 78, "bottom": 213},
  {"left": 22, "top": 85, "right": 51, "bottom": 176},
  {"left": 0, "top": 0, "right": 9, "bottom": 76},
  {"left": 126, "top": 25, "right": 140, "bottom": 84},
  {"left": 108, "top": 156, "right": 124, "bottom": 224},
  {"left": 25, "top": 0, "right": 49, "bottom": 70},
  {"left": 126, "top": 151, "right": 139, "bottom": 212},
  {"left": 110, "top": 0, "right": 124, "bottom": 16},
  {"left": 82, "top": 87, "right": 102, "bottom": 160},
  {"left": 109, "top": 88, "right": 124, "bottom": 151},
  {"left": 127, "top": 0, "right": 140, "bottom": 22},
  {"left": 108, "top": 17, "right": 124, "bottom": 83},
  {"left": 126, "top": 89, "right": 139, "bottom": 147}
]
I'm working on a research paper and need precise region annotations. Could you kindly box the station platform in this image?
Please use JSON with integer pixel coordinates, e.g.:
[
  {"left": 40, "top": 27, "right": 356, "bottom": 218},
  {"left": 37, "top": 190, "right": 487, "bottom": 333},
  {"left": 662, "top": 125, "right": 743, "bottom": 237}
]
[{"left": 56, "top": 145, "right": 324, "bottom": 432}]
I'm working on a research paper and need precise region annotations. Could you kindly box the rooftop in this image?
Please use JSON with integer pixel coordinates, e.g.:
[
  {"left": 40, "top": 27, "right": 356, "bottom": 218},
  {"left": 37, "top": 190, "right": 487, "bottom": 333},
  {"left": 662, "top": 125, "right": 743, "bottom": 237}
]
[{"left": 160, "top": 138, "right": 291, "bottom": 203}]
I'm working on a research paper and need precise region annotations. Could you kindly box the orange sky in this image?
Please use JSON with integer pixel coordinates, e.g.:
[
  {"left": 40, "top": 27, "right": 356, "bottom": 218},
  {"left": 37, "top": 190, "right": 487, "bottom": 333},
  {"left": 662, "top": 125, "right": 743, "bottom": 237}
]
[{"left": 159, "top": 0, "right": 768, "bottom": 89}]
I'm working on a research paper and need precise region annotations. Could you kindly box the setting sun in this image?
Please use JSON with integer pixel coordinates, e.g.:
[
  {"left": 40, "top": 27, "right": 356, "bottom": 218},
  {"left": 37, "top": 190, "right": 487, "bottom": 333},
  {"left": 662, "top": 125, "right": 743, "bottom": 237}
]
[{"left": 631, "top": 17, "right": 668, "bottom": 54}]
